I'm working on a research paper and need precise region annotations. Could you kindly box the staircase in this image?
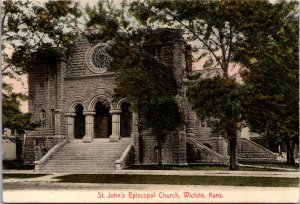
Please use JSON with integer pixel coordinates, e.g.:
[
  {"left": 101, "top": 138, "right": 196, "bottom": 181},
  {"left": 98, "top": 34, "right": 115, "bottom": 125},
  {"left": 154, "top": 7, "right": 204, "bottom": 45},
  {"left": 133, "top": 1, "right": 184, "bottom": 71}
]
[
  {"left": 39, "top": 138, "right": 131, "bottom": 173},
  {"left": 238, "top": 138, "right": 278, "bottom": 162}
]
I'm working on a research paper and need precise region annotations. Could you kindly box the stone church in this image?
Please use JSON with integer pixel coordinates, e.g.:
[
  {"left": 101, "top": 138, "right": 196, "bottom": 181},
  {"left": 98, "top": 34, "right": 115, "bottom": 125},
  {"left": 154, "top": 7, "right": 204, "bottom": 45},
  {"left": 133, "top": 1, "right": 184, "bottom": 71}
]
[{"left": 24, "top": 29, "right": 278, "bottom": 172}]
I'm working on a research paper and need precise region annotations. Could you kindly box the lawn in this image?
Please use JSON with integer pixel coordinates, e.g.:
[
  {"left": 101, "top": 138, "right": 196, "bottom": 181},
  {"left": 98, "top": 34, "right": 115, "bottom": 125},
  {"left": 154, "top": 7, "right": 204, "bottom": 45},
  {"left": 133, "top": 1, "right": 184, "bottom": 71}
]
[
  {"left": 240, "top": 162, "right": 299, "bottom": 170},
  {"left": 3, "top": 160, "right": 34, "bottom": 170},
  {"left": 127, "top": 164, "right": 281, "bottom": 171},
  {"left": 3, "top": 174, "right": 49, "bottom": 180},
  {"left": 54, "top": 174, "right": 299, "bottom": 187}
]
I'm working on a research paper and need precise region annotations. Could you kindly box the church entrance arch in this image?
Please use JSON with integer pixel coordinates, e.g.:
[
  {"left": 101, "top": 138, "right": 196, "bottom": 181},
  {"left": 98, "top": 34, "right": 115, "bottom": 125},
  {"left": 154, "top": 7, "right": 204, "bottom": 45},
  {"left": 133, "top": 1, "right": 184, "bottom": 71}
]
[
  {"left": 120, "top": 102, "right": 132, "bottom": 138},
  {"left": 74, "top": 104, "right": 85, "bottom": 139},
  {"left": 94, "top": 102, "right": 112, "bottom": 138}
]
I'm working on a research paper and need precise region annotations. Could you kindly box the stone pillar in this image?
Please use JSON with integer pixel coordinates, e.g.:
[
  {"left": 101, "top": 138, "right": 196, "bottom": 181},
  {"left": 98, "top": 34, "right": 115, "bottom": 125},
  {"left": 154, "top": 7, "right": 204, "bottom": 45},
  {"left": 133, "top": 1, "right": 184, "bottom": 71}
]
[
  {"left": 178, "top": 131, "right": 188, "bottom": 166},
  {"left": 131, "top": 112, "right": 140, "bottom": 164},
  {"left": 83, "top": 111, "right": 95, "bottom": 143},
  {"left": 65, "top": 112, "right": 76, "bottom": 141},
  {"left": 109, "top": 109, "right": 121, "bottom": 142},
  {"left": 54, "top": 109, "right": 63, "bottom": 135}
]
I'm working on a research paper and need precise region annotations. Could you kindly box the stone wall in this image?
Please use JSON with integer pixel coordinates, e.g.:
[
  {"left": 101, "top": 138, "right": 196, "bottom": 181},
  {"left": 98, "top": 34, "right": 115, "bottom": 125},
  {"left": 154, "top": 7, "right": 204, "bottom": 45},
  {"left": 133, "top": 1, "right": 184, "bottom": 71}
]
[
  {"left": 64, "top": 35, "right": 117, "bottom": 111},
  {"left": 66, "top": 36, "right": 91, "bottom": 77},
  {"left": 186, "top": 107, "right": 199, "bottom": 137},
  {"left": 26, "top": 53, "right": 67, "bottom": 164},
  {"left": 24, "top": 129, "right": 64, "bottom": 164},
  {"left": 138, "top": 131, "right": 186, "bottom": 165},
  {"left": 64, "top": 75, "right": 116, "bottom": 111},
  {"left": 196, "top": 137, "right": 228, "bottom": 155},
  {"left": 186, "top": 106, "right": 229, "bottom": 156},
  {"left": 2, "top": 137, "right": 17, "bottom": 161},
  {"left": 28, "top": 61, "right": 57, "bottom": 125}
]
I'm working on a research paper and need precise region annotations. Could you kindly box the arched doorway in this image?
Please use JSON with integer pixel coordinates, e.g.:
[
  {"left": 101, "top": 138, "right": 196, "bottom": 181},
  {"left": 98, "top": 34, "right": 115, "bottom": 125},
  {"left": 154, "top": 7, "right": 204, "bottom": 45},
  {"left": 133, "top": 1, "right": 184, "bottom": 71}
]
[
  {"left": 94, "top": 102, "right": 112, "bottom": 138},
  {"left": 74, "top": 104, "right": 85, "bottom": 139},
  {"left": 120, "top": 102, "right": 132, "bottom": 137}
]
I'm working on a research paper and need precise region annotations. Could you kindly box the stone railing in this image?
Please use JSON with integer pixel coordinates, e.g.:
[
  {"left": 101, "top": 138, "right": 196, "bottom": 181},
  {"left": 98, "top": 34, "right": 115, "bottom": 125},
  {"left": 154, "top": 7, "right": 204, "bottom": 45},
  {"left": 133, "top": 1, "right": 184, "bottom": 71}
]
[
  {"left": 115, "top": 144, "right": 134, "bottom": 170},
  {"left": 187, "top": 137, "right": 229, "bottom": 164},
  {"left": 34, "top": 139, "right": 68, "bottom": 172}
]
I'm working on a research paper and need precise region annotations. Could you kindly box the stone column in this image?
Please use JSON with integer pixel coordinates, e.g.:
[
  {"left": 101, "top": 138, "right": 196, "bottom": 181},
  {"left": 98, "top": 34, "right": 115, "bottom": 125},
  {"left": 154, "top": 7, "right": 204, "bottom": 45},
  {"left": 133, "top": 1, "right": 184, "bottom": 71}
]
[
  {"left": 109, "top": 109, "right": 121, "bottom": 142},
  {"left": 65, "top": 112, "right": 76, "bottom": 141},
  {"left": 54, "top": 109, "right": 63, "bottom": 135},
  {"left": 83, "top": 111, "right": 95, "bottom": 143},
  {"left": 178, "top": 131, "right": 188, "bottom": 166}
]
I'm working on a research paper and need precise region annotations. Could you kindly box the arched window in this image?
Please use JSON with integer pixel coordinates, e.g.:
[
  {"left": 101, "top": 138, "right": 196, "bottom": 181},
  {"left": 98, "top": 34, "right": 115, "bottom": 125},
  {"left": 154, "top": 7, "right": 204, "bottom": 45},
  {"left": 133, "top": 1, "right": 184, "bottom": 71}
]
[
  {"left": 40, "top": 110, "right": 46, "bottom": 128},
  {"left": 50, "top": 109, "right": 55, "bottom": 129}
]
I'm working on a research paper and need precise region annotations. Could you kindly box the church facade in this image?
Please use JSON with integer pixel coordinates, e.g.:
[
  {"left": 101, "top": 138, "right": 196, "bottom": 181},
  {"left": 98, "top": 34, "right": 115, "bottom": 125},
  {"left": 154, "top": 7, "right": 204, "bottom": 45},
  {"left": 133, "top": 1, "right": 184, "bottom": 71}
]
[{"left": 24, "top": 29, "right": 278, "bottom": 169}]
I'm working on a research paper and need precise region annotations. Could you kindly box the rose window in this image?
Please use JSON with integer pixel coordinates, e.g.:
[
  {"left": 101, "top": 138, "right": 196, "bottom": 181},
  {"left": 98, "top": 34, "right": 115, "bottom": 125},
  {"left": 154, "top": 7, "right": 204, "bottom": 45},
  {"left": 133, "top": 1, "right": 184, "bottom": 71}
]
[
  {"left": 85, "top": 43, "right": 112, "bottom": 73},
  {"left": 92, "top": 46, "right": 112, "bottom": 69}
]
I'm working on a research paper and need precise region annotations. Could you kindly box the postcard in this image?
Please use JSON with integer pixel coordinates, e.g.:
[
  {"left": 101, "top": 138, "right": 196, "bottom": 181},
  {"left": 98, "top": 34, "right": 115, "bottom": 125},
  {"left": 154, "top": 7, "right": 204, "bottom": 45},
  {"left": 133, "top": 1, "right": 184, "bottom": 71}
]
[{"left": 2, "top": 0, "right": 299, "bottom": 203}]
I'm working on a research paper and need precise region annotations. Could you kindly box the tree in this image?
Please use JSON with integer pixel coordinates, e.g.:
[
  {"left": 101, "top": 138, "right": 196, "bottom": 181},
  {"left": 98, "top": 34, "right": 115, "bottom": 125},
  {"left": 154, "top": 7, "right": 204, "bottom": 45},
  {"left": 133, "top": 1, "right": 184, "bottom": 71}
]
[
  {"left": 85, "top": 0, "right": 135, "bottom": 43},
  {"left": 129, "top": 0, "right": 283, "bottom": 78},
  {"left": 2, "top": 0, "right": 82, "bottom": 76},
  {"left": 130, "top": 0, "right": 298, "bottom": 169},
  {"left": 1, "top": 0, "right": 82, "bottom": 134},
  {"left": 108, "top": 39, "right": 182, "bottom": 166},
  {"left": 237, "top": 1, "right": 299, "bottom": 164},
  {"left": 2, "top": 83, "right": 39, "bottom": 134},
  {"left": 188, "top": 76, "right": 244, "bottom": 170},
  {"left": 128, "top": 0, "right": 257, "bottom": 170}
]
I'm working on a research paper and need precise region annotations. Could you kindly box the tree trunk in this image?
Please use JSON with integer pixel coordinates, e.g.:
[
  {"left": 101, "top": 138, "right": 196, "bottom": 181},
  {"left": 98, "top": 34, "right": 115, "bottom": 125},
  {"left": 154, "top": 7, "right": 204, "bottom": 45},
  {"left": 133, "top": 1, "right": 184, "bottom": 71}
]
[
  {"left": 286, "top": 136, "right": 295, "bottom": 165},
  {"left": 229, "top": 131, "right": 239, "bottom": 170},
  {"left": 157, "top": 139, "right": 162, "bottom": 168}
]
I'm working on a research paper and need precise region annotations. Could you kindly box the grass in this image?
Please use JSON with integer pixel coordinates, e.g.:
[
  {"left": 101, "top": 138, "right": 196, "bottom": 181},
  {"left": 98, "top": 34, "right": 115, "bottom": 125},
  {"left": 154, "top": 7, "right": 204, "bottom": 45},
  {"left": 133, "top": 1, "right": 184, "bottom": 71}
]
[
  {"left": 240, "top": 162, "right": 299, "bottom": 170},
  {"left": 3, "top": 174, "right": 49, "bottom": 180},
  {"left": 54, "top": 174, "right": 299, "bottom": 187},
  {"left": 3, "top": 160, "right": 34, "bottom": 170},
  {"left": 127, "top": 164, "right": 280, "bottom": 171}
]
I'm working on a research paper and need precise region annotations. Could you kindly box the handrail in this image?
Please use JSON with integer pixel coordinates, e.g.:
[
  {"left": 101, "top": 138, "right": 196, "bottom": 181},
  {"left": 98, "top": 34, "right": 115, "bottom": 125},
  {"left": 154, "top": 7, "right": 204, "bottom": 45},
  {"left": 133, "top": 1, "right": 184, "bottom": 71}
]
[
  {"left": 115, "top": 144, "right": 133, "bottom": 170},
  {"left": 34, "top": 139, "right": 68, "bottom": 171},
  {"left": 187, "top": 137, "right": 229, "bottom": 164}
]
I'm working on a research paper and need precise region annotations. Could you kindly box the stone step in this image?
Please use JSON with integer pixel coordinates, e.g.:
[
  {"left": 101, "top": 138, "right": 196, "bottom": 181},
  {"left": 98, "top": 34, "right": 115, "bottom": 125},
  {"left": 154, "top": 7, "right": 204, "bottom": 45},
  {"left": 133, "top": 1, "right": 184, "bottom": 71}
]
[
  {"left": 40, "top": 138, "right": 131, "bottom": 173},
  {"left": 55, "top": 152, "right": 122, "bottom": 155},
  {"left": 49, "top": 158, "right": 121, "bottom": 161},
  {"left": 45, "top": 164, "right": 116, "bottom": 167},
  {"left": 42, "top": 169, "right": 115, "bottom": 172},
  {"left": 52, "top": 155, "right": 120, "bottom": 157},
  {"left": 46, "top": 159, "right": 119, "bottom": 162},
  {"left": 50, "top": 156, "right": 121, "bottom": 159},
  {"left": 44, "top": 165, "right": 114, "bottom": 170},
  {"left": 62, "top": 145, "right": 126, "bottom": 147},
  {"left": 58, "top": 149, "right": 124, "bottom": 152},
  {"left": 46, "top": 160, "right": 119, "bottom": 164}
]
